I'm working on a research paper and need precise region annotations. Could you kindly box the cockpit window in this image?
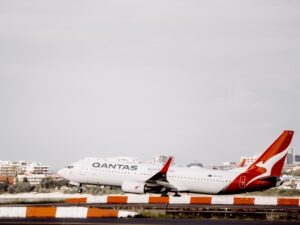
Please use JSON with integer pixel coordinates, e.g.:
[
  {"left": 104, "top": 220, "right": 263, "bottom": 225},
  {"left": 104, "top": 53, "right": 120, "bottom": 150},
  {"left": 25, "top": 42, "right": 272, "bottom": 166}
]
[{"left": 67, "top": 165, "right": 74, "bottom": 169}]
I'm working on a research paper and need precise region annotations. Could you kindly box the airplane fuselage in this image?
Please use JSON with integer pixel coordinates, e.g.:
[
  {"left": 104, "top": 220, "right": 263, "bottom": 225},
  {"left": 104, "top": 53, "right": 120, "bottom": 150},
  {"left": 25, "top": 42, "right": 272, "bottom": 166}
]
[
  {"left": 58, "top": 131, "right": 293, "bottom": 195},
  {"left": 58, "top": 158, "right": 275, "bottom": 194}
]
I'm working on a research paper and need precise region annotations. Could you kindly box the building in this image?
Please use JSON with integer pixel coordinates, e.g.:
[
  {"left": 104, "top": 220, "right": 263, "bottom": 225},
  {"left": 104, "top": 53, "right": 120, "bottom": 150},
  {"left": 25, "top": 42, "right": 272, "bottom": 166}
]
[
  {"left": 152, "top": 155, "right": 174, "bottom": 165},
  {"left": 0, "top": 176, "right": 14, "bottom": 185},
  {"left": 286, "top": 148, "right": 300, "bottom": 165},
  {"left": 0, "top": 161, "right": 50, "bottom": 185},
  {"left": 239, "top": 155, "right": 259, "bottom": 166},
  {"left": 207, "top": 161, "right": 237, "bottom": 170},
  {"left": 24, "top": 163, "right": 50, "bottom": 175},
  {"left": 240, "top": 148, "right": 300, "bottom": 172},
  {"left": 222, "top": 161, "right": 237, "bottom": 169},
  {"left": 16, "top": 174, "right": 47, "bottom": 185},
  {"left": 0, "top": 161, "right": 50, "bottom": 176},
  {"left": 0, "top": 161, "right": 19, "bottom": 176}
]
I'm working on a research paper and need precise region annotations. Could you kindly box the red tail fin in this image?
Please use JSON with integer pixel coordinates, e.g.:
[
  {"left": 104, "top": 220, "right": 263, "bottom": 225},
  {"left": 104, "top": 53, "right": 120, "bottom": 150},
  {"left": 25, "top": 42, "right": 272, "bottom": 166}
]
[
  {"left": 247, "top": 130, "right": 294, "bottom": 177},
  {"left": 221, "top": 130, "right": 294, "bottom": 194}
]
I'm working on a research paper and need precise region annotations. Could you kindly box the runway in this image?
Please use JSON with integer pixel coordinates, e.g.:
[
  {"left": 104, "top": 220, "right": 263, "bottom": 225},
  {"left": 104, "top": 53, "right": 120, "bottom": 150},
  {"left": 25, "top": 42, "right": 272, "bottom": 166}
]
[{"left": 0, "top": 218, "right": 299, "bottom": 225}]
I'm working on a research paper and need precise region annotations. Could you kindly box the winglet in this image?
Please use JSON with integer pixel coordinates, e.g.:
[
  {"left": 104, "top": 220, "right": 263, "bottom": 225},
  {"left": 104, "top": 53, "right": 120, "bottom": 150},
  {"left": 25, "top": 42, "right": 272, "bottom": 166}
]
[
  {"left": 160, "top": 157, "right": 173, "bottom": 174},
  {"left": 146, "top": 157, "right": 173, "bottom": 184}
]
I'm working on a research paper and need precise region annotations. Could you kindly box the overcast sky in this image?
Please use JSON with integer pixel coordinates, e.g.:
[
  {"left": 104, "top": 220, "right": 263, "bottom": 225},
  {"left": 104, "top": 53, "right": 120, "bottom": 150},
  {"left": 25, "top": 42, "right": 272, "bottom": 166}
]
[{"left": 0, "top": 0, "right": 299, "bottom": 170}]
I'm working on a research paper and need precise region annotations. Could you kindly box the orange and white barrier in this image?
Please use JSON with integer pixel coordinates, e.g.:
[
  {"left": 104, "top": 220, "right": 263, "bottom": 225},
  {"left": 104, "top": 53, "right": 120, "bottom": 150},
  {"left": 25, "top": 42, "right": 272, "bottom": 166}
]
[
  {"left": 0, "top": 207, "right": 137, "bottom": 218},
  {"left": 0, "top": 195, "right": 299, "bottom": 218},
  {"left": 63, "top": 195, "right": 300, "bottom": 206},
  {"left": 0, "top": 207, "right": 27, "bottom": 218}
]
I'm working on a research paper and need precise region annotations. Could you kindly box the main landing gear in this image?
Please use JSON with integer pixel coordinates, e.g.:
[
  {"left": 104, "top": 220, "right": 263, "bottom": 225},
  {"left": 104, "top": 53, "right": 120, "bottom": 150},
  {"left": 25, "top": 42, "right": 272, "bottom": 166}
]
[
  {"left": 77, "top": 184, "right": 83, "bottom": 193},
  {"left": 173, "top": 192, "right": 181, "bottom": 197},
  {"left": 160, "top": 192, "right": 181, "bottom": 197}
]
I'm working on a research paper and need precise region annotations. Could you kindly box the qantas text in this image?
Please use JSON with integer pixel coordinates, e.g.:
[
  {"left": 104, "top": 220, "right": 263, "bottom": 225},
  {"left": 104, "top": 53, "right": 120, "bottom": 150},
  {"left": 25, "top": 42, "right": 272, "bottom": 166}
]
[{"left": 92, "top": 163, "right": 138, "bottom": 170}]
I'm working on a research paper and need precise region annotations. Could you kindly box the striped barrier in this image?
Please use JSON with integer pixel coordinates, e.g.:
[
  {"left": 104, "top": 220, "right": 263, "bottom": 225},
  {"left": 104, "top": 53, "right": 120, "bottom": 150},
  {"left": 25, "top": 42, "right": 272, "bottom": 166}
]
[
  {"left": 64, "top": 195, "right": 300, "bottom": 206},
  {"left": 0, "top": 207, "right": 137, "bottom": 218}
]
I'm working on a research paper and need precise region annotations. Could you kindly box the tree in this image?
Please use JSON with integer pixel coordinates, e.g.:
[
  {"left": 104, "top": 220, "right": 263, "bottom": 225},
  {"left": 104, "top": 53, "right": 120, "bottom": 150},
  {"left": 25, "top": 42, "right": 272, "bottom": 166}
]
[
  {"left": 7, "top": 182, "right": 35, "bottom": 193},
  {"left": 41, "top": 177, "right": 56, "bottom": 190},
  {"left": 0, "top": 182, "right": 8, "bottom": 193}
]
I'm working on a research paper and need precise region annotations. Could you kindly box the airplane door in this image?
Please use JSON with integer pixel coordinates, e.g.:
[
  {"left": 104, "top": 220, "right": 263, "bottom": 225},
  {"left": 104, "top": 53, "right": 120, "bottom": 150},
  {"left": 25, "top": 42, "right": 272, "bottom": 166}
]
[{"left": 239, "top": 176, "right": 246, "bottom": 189}]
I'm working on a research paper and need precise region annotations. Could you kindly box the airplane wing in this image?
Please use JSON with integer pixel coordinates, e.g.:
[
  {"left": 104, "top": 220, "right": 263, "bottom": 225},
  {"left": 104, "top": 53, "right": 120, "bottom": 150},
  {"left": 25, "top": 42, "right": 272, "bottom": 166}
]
[
  {"left": 146, "top": 157, "right": 172, "bottom": 184},
  {"left": 145, "top": 157, "right": 187, "bottom": 192}
]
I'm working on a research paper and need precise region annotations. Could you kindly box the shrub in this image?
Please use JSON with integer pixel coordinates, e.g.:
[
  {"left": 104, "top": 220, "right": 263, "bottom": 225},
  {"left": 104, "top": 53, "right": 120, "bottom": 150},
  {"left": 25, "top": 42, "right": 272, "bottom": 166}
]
[{"left": 7, "top": 182, "right": 35, "bottom": 194}]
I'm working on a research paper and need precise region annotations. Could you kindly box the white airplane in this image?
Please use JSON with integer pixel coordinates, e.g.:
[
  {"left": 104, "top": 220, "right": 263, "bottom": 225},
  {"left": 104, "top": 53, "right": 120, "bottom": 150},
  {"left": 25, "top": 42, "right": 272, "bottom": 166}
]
[{"left": 58, "top": 130, "right": 294, "bottom": 195}]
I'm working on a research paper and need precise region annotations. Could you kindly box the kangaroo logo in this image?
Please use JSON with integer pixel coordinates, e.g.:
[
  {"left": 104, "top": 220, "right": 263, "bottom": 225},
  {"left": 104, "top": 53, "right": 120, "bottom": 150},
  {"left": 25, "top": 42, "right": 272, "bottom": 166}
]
[{"left": 246, "top": 148, "right": 288, "bottom": 186}]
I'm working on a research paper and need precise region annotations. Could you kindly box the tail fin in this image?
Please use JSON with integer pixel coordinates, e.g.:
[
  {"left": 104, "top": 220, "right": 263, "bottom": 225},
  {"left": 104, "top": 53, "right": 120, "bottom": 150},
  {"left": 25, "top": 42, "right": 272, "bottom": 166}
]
[
  {"left": 247, "top": 130, "right": 294, "bottom": 177},
  {"left": 221, "top": 130, "right": 294, "bottom": 193}
]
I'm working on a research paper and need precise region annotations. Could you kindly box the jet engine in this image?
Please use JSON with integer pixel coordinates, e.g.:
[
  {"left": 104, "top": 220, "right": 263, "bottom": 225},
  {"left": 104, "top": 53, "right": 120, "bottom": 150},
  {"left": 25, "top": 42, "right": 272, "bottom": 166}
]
[{"left": 121, "top": 181, "right": 146, "bottom": 194}]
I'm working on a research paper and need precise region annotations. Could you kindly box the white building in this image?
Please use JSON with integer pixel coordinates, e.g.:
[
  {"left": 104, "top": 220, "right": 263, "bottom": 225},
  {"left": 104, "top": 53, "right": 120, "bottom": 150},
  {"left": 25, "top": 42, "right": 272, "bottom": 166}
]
[
  {"left": 152, "top": 155, "right": 174, "bottom": 165},
  {"left": 240, "top": 148, "right": 300, "bottom": 172},
  {"left": 240, "top": 155, "right": 259, "bottom": 166},
  {"left": 0, "top": 161, "right": 50, "bottom": 177},
  {"left": 0, "top": 161, "right": 50, "bottom": 185},
  {"left": 0, "top": 161, "right": 18, "bottom": 176},
  {"left": 16, "top": 174, "right": 47, "bottom": 185}
]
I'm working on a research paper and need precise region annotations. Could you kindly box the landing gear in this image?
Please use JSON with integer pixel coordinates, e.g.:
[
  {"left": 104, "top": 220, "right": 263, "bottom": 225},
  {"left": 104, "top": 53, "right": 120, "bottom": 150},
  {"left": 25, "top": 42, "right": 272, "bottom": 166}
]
[
  {"left": 77, "top": 184, "right": 83, "bottom": 193},
  {"left": 174, "top": 192, "right": 181, "bottom": 197},
  {"left": 161, "top": 187, "right": 169, "bottom": 197}
]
